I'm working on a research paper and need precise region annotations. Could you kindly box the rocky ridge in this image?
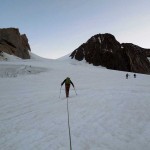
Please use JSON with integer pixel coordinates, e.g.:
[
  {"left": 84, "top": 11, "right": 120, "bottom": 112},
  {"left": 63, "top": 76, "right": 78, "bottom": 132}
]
[
  {"left": 0, "top": 28, "right": 31, "bottom": 59},
  {"left": 70, "top": 33, "right": 150, "bottom": 74}
]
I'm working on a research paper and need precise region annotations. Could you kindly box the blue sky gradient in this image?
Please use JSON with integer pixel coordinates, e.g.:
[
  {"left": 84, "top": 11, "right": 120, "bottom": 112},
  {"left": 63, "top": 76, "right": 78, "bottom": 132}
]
[{"left": 1, "top": 0, "right": 150, "bottom": 58}]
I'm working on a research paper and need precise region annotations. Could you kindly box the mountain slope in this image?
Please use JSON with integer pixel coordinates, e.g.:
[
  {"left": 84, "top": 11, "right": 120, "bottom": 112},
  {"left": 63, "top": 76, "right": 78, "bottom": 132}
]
[{"left": 0, "top": 57, "right": 150, "bottom": 150}]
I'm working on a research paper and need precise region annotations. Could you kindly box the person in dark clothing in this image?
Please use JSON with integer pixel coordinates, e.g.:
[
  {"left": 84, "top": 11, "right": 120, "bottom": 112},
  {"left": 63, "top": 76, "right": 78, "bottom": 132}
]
[
  {"left": 134, "top": 74, "right": 136, "bottom": 78},
  {"left": 61, "top": 77, "right": 74, "bottom": 98},
  {"left": 126, "top": 73, "right": 129, "bottom": 79}
]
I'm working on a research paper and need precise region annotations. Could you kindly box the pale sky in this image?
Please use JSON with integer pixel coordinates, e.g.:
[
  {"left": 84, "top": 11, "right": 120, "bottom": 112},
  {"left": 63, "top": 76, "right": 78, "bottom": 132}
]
[{"left": 1, "top": 0, "right": 150, "bottom": 59}]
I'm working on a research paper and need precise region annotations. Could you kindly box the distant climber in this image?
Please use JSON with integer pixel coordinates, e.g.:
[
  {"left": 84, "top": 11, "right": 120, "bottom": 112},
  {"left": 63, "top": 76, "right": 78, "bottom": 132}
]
[
  {"left": 61, "top": 77, "right": 75, "bottom": 98},
  {"left": 126, "top": 73, "right": 129, "bottom": 79},
  {"left": 134, "top": 74, "right": 136, "bottom": 78}
]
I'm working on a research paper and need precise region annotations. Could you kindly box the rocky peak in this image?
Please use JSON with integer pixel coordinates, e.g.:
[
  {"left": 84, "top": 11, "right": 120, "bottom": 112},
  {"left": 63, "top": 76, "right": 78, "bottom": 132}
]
[
  {"left": 70, "top": 33, "right": 150, "bottom": 74},
  {"left": 0, "top": 28, "right": 31, "bottom": 59}
]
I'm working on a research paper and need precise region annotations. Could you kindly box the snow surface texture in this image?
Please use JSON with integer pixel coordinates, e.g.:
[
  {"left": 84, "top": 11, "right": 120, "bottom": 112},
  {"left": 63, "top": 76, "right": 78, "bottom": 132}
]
[{"left": 0, "top": 53, "right": 150, "bottom": 150}]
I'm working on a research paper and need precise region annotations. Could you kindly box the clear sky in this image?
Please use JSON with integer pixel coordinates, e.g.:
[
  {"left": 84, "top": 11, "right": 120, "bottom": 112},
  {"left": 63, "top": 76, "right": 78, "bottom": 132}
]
[{"left": 1, "top": 0, "right": 150, "bottom": 59}]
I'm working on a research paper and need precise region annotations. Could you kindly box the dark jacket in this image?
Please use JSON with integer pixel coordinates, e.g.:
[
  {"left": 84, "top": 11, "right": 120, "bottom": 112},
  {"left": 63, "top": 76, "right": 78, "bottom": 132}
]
[{"left": 61, "top": 78, "right": 74, "bottom": 87}]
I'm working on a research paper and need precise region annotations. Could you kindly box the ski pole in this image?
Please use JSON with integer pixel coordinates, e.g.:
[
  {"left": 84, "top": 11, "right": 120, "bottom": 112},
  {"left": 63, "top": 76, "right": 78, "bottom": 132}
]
[
  {"left": 73, "top": 86, "right": 77, "bottom": 95},
  {"left": 59, "top": 86, "right": 62, "bottom": 98}
]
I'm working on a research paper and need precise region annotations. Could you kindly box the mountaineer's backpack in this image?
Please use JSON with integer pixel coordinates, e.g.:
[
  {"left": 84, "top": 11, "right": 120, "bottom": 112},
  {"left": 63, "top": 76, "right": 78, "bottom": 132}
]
[{"left": 65, "top": 77, "right": 71, "bottom": 84}]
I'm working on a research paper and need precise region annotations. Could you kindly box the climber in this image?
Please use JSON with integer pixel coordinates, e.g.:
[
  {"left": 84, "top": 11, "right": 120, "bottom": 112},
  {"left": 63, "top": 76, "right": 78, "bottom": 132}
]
[{"left": 61, "top": 77, "right": 75, "bottom": 98}]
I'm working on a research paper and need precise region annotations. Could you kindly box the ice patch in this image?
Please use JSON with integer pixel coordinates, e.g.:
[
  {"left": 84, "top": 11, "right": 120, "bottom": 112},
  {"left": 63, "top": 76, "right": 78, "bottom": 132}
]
[{"left": 0, "top": 64, "right": 47, "bottom": 78}]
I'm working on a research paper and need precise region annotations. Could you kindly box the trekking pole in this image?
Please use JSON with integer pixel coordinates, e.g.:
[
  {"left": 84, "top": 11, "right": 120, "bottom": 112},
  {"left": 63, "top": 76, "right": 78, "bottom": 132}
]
[
  {"left": 59, "top": 86, "right": 62, "bottom": 98},
  {"left": 73, "top": 86, "right": 77, "bottom": 95}
]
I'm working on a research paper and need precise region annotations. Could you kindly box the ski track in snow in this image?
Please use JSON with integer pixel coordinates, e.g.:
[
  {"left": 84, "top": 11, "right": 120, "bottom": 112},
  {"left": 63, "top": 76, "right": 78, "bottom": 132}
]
[{"left": 0, "top": 56, "right": 150, "bottom": 150}]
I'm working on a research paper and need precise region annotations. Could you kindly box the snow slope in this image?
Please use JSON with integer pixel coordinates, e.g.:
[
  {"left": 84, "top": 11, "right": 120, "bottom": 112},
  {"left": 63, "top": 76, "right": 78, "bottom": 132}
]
[{"left": 0, "top": 54, "right": 150, "bottom": 150}]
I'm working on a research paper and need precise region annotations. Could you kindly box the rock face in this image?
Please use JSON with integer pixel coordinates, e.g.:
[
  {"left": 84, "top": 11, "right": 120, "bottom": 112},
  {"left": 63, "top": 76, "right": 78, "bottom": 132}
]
[
  {"left": 145, "top": 49, "right": 150, "bottom": 57},
  {"left": 70, "top": 33, "right": 150, "bottom": 74},
  {"left": 0, "top": 28, "right": 31, "bottom": 59}
]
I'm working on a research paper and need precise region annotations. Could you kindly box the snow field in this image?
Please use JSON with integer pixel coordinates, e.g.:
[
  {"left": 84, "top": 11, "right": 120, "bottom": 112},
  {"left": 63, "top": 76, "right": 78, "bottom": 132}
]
[{"left": 0, "top": 55, "right": 150, "bottom": 150}]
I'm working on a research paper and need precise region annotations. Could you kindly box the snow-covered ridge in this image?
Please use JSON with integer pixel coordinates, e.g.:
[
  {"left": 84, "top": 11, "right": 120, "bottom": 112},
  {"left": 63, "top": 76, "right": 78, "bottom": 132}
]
[
  {"left": 57, "top": 53, "right": 71, "bottom": 60},
  {"left": 29, "top": 51, "right": 51, "bottom": 61},
  {"left": 0, "top": 51, "right": 22, "bottom": 61},
  {"left": 0, "top": 51, "right": 51, "bottom": 62}
]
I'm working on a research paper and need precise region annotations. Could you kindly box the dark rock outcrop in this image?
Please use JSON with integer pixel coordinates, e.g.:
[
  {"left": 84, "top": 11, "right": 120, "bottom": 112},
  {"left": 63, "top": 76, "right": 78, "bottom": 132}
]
[
  {"left": 70, "top": 33, "right": 150, "bottom": 74},
  {"left": 0, "top": 28, "right": 31, "bottom": 59},
  {"left": 144, "top": 49, "right": 150, "bottom": 57}
]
